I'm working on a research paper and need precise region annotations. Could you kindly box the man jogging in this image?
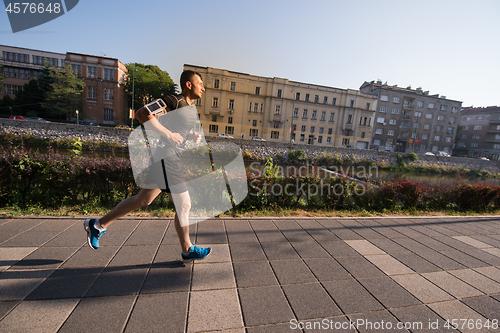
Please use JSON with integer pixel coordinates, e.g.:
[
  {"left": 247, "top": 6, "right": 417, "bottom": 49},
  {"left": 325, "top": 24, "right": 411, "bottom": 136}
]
[{"left": 84, "top": 70, "right": 211, "bottom": 261}]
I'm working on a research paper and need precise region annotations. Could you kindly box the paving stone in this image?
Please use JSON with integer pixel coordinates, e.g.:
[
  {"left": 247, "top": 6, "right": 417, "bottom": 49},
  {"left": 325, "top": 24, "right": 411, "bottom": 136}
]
[
  {"left": 391, "top": 273, "right": 454, "bottom": 303},
  {"left": 427, "top": 300, "right": 489, "bottom": 333},
  {"left": 261, "top": 242, "right": 299, "bottom": 260},
  {"left": 358, "top": 276, "right": 422, "bottom": 309},
  {"left": 233, "top": 261, "right": 278, "bottom": 288},
  {"left": 60, "top": 295, "right": 135, "bottom": 333},
  {"left": 290, "top": 241, "right": 331, "bottom": 259},
  {"left": 125, "top": 293, "right": 188, "bottom": 333},
  {"left": 335, "top": 256, "right": 385, "bottom": 279},
  {"left": 295, "top": 219, "right": 340, "bottom": 241},
  {"left": 473, "top": 266, "right": 500, "bottom": 283},
  {"left": 303, "top": 316, "right": 357, "bottom": 333},
  {"left": 461, "top": 248, "right": 500, "bottom": 266},
  {"left": 0, "top": 219, "right": 42, "bottom": 243},
  {"left": 461, "top": 296, "right": 500, "bottom": 322},
  {"left": 439, "top": 250, "right": 489, "bottom": 268},
  {"left": 304, "top": 258, "right": 351, "bottom": 281},
  {"left": 369, "top": 238, "right": 411, "bottom": 254},
  {"left": 472, "top": 235, "right": 500, "bottom": 248},
  {"left": 152, "top": 244, "right": 185, "bottom": 264},
  {"left": 390, "top": 304, "right": 458, "bottom": 333},
  {"left": 391, "top": 226, "right": 427, "bottom": 239},
  {"left": 42, "top": 223, "right": 87, "bottom": 247},
  {"left": 415, "top": 236, "right": 456, "bottom": 252},
  {"left": 391, "top": 253, "right": 441, "bottom": 273},
  {"left": 161, "top": 220, "right": 180, "bottom": 245},
  {"left": 0, "top": 269, "right": 54, "bottom": 301},
  {"left": 0, "top": 298, "right": 79, "bottom": 333},
  {"left": 434, "top": 236, "right": 476, "bottom": 250},
  {"left": 195, "top": 219, "right": 227, "bottom": 244},
  {"left": 247, "top": 322, "right": 295, "bottom": 333},
  {"left": 124, "top": 220, "right": 167, "bottom": 245},
  {"left": 192, "top": 261, "right": 236, "bottom": 291},
  {"left": 0, "top": 301, "right": 18, "bottom": 320},
  {"left": 348, "top": 309, "right": 408, "bottom": 332},
  {"left": 9, "top": 247, "right": 78, "bottom": 270},
  {"left": 283, "top": 283, "right": 341, "bottom": 320},
  {"left": 230, "top": 243, "right": 268, "bottom": 262},
  {"left": 202, "top": 243, "right": 232, "bottom": 263},
  {"left": 344, "top": 240, "right": 386, "bottom": 256},
  {"left": 484, "top": 247, "right": 500, "bottom": 258},
  {"left": 448, "top": 269, "right": 500, "bottom": 294},
  {"left": 85, "top": 267, "right": 149, "bottom": 297},
  {"left": 238, "top": 285, "right": 294, "bottom": 326},
  {"left": 270, "top": 260, "right": 317, "bottom": 285},
  {"left": 421, "top": 271, "right": 484, "bottom": 299},
  {"left": 365, "top": 254, "right": 414, "bottom": 276},
  {"left": 0, "top": 230, "right": 59, "bottom": 247},
  {"left": 452, "top": 236, "right": 493, "bottom": 249},
  {"left": 409, "top": 225, "right": 447, "bottom": 238},
  {"left": 326, "top": 227, "right": 363, "bottom": 240},
  {"left": 372, "top": 226, "right": 406, "bottom": 239},
  {"left": 141, "top": 264, "right": 191, "bottom": 294},
  {"left": 0, "top": 247, "right": 37, "bottom": 272},
  {"left": 60, "top": 246, "right": 120, "bottom": 268},
  {"left": 249, "top": 220, "right": 288, "bottom": 243},
  {"left": 188, "top": 289, "right": 243, "bottom": 332},
  {"left": 25, "top": 267, "right": 102, "bottom": 300},
  {"left": 323, "top": 279, "right": 384, "bottom": 314},
  {"left": 417, "top": 251, "right": 467, "bottom": 271},
  {"left": 319, "top": 240, "right": 360, "bottom": 258},
  {"left": 225, "top": 220, "right": 259, "bottom": 243},
  {"left": 392, "top": 237, "right": 432, "bottom": 253},
  {"left": 106, "top": 244, "right": 158, "bottom": 268}
]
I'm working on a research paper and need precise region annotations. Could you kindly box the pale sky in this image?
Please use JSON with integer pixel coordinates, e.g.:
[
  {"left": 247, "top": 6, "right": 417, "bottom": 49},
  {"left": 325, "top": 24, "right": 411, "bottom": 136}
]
[{"left": 1, "top": 0, "right": 499, "bottom": 107}]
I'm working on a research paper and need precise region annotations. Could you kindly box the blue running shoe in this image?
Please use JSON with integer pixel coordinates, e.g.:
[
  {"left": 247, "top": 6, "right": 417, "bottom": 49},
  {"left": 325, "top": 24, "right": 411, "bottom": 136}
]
[
  {"left": 84, "top": 218, "right": 106, "bottom": 250},
  {"left": 181, "top": 245, "right": 211, "bottom": 261}
]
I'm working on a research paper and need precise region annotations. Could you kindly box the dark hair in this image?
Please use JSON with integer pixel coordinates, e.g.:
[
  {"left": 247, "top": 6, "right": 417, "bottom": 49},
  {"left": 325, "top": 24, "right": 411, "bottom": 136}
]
[{"left": 180, "top": 70, "right": 202, "bottom": 90}]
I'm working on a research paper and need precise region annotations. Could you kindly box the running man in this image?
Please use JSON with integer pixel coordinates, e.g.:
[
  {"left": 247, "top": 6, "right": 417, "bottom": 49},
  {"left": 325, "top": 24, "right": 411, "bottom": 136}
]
[{"left": 84, "top": 70, "right": 211, "bottom": 261}]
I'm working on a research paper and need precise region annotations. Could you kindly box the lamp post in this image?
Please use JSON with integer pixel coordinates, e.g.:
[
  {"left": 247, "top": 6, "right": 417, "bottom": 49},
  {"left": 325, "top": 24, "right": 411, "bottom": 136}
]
[
  {"left": 131, "top": 62, "right": 135, "bottom": 128},
  {"left": 290, "top": 88, "right": 295, "bottom": 146},
  {"left": 75, "top": 110, "right": 79, "bottom": 124}
]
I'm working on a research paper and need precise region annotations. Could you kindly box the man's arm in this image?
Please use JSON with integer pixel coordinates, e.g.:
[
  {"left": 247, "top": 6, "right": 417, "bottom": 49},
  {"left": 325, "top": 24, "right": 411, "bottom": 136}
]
[{"left": 136, "top": 107, "right": 183, "bottom": 145}]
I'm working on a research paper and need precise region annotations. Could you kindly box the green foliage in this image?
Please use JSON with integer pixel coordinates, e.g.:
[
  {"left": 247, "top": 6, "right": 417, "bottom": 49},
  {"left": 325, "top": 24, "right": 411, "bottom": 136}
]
[
  {"left": 408, "top": 152, "right": 418, "bottom": 162},
  {"left": 288, "top": 149, "right": 306, "bottom": 161}
]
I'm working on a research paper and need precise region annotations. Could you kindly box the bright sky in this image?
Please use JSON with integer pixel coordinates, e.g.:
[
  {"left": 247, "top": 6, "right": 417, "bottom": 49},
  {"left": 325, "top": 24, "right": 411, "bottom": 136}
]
[{"left": 1, "top": 0, "right": 499, "bottom": 107}]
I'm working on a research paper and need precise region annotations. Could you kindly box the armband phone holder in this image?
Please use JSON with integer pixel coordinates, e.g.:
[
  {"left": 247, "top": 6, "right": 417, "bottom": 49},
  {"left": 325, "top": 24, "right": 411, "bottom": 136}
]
[{"left": 144, "top": 98, "right": 166, "bottom": 116}]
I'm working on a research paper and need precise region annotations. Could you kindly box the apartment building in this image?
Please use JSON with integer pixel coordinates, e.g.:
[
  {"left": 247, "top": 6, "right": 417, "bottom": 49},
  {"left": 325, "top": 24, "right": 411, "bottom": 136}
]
[
  {"left": 185, "top": 64, "right": 377, "bottom": 148},
  {"left": 360, "top": 80, "right": 462, "bottom": 153},
  {"left": 457, "top": 106, "right": 500, "bottom": 160},
  {"left": 1, "top": 45, "right": 128, "bottom": 124}
]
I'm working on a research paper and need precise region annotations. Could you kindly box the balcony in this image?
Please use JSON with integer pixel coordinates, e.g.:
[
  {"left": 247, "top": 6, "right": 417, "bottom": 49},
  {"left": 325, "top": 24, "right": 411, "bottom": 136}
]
[
  {"left": 403, "top": 104, "right": 414, "bottom": 110},
  {"left": 273, "top": 113, "right": 281, "bottom": 121},
  {"left": 397, "top": 135, "right": 409, "bottom": 141}
]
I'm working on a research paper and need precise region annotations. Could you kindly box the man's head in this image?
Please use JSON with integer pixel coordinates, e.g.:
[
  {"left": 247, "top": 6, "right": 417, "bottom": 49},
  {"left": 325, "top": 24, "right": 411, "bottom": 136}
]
[{"left": 180, "top": 70, "right": 204, "bottom": 100}]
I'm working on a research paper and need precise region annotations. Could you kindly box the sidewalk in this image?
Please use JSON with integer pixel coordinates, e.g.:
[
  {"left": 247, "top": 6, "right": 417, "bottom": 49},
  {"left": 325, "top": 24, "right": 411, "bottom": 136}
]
[{"left": 1, "top": 216, "right": 500, "bottom": 332}]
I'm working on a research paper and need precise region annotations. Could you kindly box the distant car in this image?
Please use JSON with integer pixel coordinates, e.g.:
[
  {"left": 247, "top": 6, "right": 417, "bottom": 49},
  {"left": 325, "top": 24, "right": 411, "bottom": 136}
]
[
  {"left": 435, "top": 151, "right": 451, "bottom": 157},
  {"left": 77, "top": 120, "right": 97, "bottom": 126},
  {"left": 252, "top": 136, "right": 265, "bottom": 141},
  {"left": 25, "top": 117, "right": 47, "bottom": 122},
  {"left": 115, "top": 124, "right": 132, "bottom": 130},
  {"left": 8, "top": 115, "right": 24, "bottom": 120},
  {"left": 217, "top": 133, "right": 233, "bottom": 138},
  {"left": 478, "top": 157, "right": 490, "bottom": 161},
  {"left": 424, "top": 152, "right": 435, "bottom": 156}
]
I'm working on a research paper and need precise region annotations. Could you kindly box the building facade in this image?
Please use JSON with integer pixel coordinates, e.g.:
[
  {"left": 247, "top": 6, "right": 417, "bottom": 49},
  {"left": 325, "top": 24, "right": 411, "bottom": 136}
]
[
  {"left": 185, "top": 64, "right": 377, "bottom": 148},
  {"left": 457, "top": 106, "right": 500, "bottom": 160},
  {"left": 1, "top": 45, "right": 129, "bottom": 124},
  {"left": 360, "top": 80, "right": 462, "bottom": 153}
]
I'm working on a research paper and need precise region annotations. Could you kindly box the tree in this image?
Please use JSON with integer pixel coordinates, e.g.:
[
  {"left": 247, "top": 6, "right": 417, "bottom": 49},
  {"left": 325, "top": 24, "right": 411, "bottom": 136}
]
[
  {"left": 124, "top": 63, "right": 176, "bottom": 111},
  {"left": 12, "top": 79, "right": 46, "bottom": 117},
  {"left": 0, "top": 63, "right": 4, "bottom": 94},
  {"left": 41, "top": 64, "right": 85, "bottom": 119}
]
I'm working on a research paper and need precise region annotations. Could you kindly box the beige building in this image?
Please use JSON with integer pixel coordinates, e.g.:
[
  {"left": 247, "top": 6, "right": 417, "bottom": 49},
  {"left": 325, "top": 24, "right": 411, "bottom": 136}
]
[{"left": 185, "top": 64, "right": 377, "bottom": 148}]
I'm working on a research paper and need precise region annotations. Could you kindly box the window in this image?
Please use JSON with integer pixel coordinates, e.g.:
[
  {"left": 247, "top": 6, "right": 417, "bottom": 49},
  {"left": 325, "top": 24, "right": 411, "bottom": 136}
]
[
  {"left": 451, "top": 106, "right": 458, "bottom": 113},
  {"left": 361, "top": 132, "right": 366, "bottom": 138},
  {"left": 427, "top": 103, "right": 435, "bottom": 109},
  {"left": 212, "top": 115, "right": 217, "bottom": 122},
  {"left": 497, "top": 125, "right": 500, "bottom": 130},
  {"left": 458, "top": 143, "right": 466, "bottom": 147},
  {"left": 373, "top": 139, "right": 381, "bottom": 145},
  {"left": 314, "top": 95, "right": 319, "bottom": 103},
  {"left": 434, "top": 136, "right": 441, "bottom": 141},
  {"left": 380, "top": 95, "right": 389, "bottom": 102},
  {"left": 310, "top": 126, "right": 315, "bottom": 133},
  {"left": 379, "top": 107, "right": 387, "bottom": 113},
  {"left": 209, "top": 124, "right": 218, "bottom": 133},
  {"left": 305, "top": 94, "right": 310, "bottom": 102},
  {"left": 226, "top": 126, "right": 234, "bottom": 135},
  {"left": 228, "top": 117, "right": 233, "bottom": 124},
  {"left": 293, "top": 108, "right": 298, "bottom": 118},
  {"left": 71, "top": 64, "right": 82, "bottom": 77},
  {"left": 447, "top": 127, "right": 454, "bottom": 134},
  {"left": 320, "top": 111, "right": 326, "bottom": 121},
  {"left": 387, "top": 130, "right": 395, "bottom": 136},
  {"left": 103, "top": 88, "right": 113, "bottom": 101},
  {"left": 473, "top": 134, "right": 481, "bottom": 139},
  {"left": 300, "top": 134, "right": 305, "bottom": 142},
  {"left": 449, "top": 117, "right": 456, "bottom": 124},
  {"left": 275, "top": 105, "right": 281, "bottom": 115},
  {"left": 424, "top": 124, "right": 431, "bottom": 130},
  {"left": 103, "top": 108, "right": 113, "bottom": 121},
  {"left": 302, "top": 109, "right": 308, "bottom": 119},
  {"left": 323, "top": 96, "right": 328, "bottom": 104},
  {"left": 230, "top": 81, "right": 236, "bottom": 91},
  {"left": 347, "top": 115, "right": 352, "bottom": 124},
  {"left": 413, "top": 123, "right": 420, "bottom": 128},
  {"left": 273, "top": 122, "right": 280, "bottom": 129},
  {"left": 327, "top": 137, "right": 331, "bottom": 144},
  {"left": 319, "top": 127, "right": 324, "bottom": 134},
  {"left": 477, "top": 116, "right": 484, "bottom": 121},
  {"left": 331, "top": 97, "right": 337, "bottom": 106},
  {"left": 196, "top": 98, "right": 202, "bottom": 106},
  {"left": 411, "top": 132, "right": 418, "bottom": 139},
  {"left": 271, "top": 131, "right": 279, "bottom": 139},
  {"left": 414, "top": 111, "right": 422, "bottom": 117},
  {"left": 301, "top": 125, "right": 306, "bottom": 132},
  {"left": 393, "top": 97, "right": 400, "bottom": 103},
  {"left": 213, "top": 97, "right": 219, "bottom": 108},
  {"left": 327, "top": 128, "right": 332, "bottom": 135},
  {"left": 463, "top": 125, "right": 469, "bottom": 130},
  {"left": 252, "top": 120, "right": 257, "bottom": 126},
  {"left": 277, "top": 89, "right": 282, "bottom": 98},
  {"left": 87, "top": 86, "right": 97, "bottom": 99},
  {"left": 474, "top": 125, "right": 482, "bottom": 130},
  {"left": 422, "top": 134, "right": 428, "bottom": 140},
  {"left": 440, "top": 105, "right": 447, "bottom": 111},
  {"left": 255, "top": 87, "right": 260, "bottom": 95},
  {"left": 350, "top": 100, "right": 354, "bottom": 107},
  {"left": 260, "top": 104, "right": 263, "bottom": 113},
  {"left": 248, "top": 102, "right": 252, "bottom": 111},
  {"left": 229, "top": 99, "right": 234, "bottom": 109},
  {"left": 329, "top": 113, "right": 334, "bottom": 122},
  {"left": 311, "top": 110, "right": 317, "bottom": 120},
  {"left": 425, "top": 114, "right": 433, "bottom": 119},
  {"left": 377, "top": 117, "right": 385, "bottom": 124},
  {"left": 436, "top": 126, "right": 442, "bottom": 131},
  {"left": 342, "top": 138, "right": 350, "bottom": 146},
  {"left": 461, "top": 134, "right": 467, "bottom": 139},
  {"left": 296, "top": 92, "right": 300, "bottom": 100},
  {"left": 391, "top": 108, "right": 399, "bottom": 114},
  {"left": 254, "top": 103, "right": 258, "bottom": 112},
  {"left": 317, "top": 136, "right": 322, "bottom": 143},
  {"left": 389, "top": 119, "right": 397, "bottom": 125},
  {"left": 214, "top": 79, "right": 220, "bottom": 88},
  {"left": 3, "top": 51, "right": 30, "bottom": 63},
  {"left": 363, "top": 117, "right": 368, "bottom": 126},
  {"left": 417, "top": 101, "right": 424, "bottom": 107},
  {"left": 87, "top": 66, "right": 97, "bottom": 79},
  {"left": 470, "top": 143, "right": 478, "bottom": 148},
  {"left": 250, "top": 129, "right": 258, "bottom": 137},
  {"left": 496, "top": 135, "right": 500, "bottom": 140},
  {"left": 104, "top": 68, "right": 113, "bottom": 80},
  {"left": 438, "top": 115, "right": 445, "bottom": 121},
  {"left": 375, "top": 128, "right": 383, "bottom": 135}
]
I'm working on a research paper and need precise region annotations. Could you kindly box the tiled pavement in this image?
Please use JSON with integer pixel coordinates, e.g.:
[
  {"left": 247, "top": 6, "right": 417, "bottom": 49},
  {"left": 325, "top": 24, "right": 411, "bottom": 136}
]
[{"left": 1, "top": 216, "right": 500, "bottom": 332}]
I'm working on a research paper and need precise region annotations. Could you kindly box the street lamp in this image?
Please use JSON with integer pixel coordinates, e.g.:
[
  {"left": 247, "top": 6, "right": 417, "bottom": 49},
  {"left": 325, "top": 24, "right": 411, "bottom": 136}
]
[
  {"left": 131, "top": 63, "right": 136, "bottom": 128},
  {"left": 75, "top": 110, "right": 79, "bottom": 124},
  {"left": 290, "top": 88, "right": 295, "bottom": 146}
]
